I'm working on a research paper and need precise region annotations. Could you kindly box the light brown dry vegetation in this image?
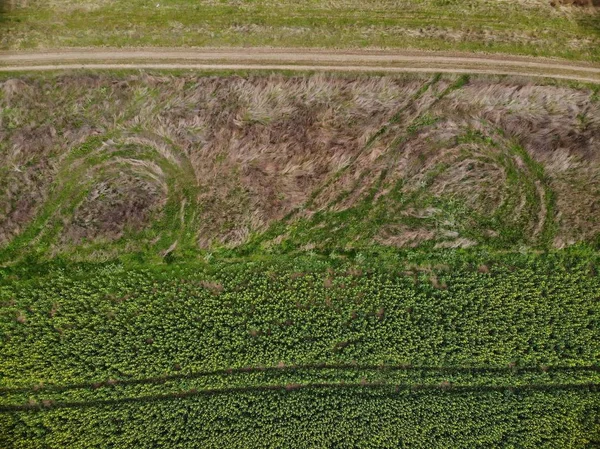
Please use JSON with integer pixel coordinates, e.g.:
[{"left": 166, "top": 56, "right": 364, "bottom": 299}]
[
  {"left": 448, "top": 80, "right": 600, "bottom": 246},
  {"left": 59, "top": 172, "right": 164, "bottom": 245},
  {"left": 0, "top": 73, "right": 598, "bottom": 259},
  {"left": 557, "top": 0, "right": 600, "bottom": 6}
]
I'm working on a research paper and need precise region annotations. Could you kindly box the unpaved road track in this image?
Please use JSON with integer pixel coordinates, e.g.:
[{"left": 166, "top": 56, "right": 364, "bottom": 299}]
[{"left": 1, "top": 48, "right": 600, "bottom": 83}]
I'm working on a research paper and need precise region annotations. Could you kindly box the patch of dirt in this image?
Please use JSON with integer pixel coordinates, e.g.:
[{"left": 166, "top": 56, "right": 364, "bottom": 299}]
[
  {"left": 60, "top": 173, "right": 165, "bottom": 244},
  {"left": 554, "top": 0, "right": 599, "bottom": 7}
]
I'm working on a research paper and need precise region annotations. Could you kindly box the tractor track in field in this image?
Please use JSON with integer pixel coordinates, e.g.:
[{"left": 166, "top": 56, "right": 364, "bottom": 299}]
[
  {"left": 1, "top": 48, "right": 600, "bottom": 83},
  {"left": 2, "top": 364, "right": 598, "bottom": 395},
  {"left": 1, "top": 382, "right": 599, "bottom": 413}
]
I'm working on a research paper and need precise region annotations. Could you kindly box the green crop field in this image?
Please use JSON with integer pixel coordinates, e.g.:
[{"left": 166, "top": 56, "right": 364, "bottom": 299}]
[
  {"left": 1, "top": 71, "right": 599, "bottom": 447},
  {"left": 1, "top": 250, "right": 599, "bottom": 448},
  {"left": 1, "top": 0, "right": 600, "bottom": 61}
]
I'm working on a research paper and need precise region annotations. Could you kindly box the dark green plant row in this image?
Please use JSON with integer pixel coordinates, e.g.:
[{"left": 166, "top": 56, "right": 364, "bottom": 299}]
[
  {"left": 1, "top": 387, "right": 598, "bottom": 448},
  {"left": 2, "top": 364, "right": 598, "bottom": 410}
]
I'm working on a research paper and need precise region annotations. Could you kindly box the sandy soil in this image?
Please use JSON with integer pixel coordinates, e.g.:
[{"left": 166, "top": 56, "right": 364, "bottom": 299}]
[{"left": 1, "top": 48, "right": 599, "bottom": 82}]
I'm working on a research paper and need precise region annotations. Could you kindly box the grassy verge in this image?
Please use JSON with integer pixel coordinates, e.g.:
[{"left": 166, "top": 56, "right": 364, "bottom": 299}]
[{"left": 1, "top": 1, "right": 599, "bottom": 61}]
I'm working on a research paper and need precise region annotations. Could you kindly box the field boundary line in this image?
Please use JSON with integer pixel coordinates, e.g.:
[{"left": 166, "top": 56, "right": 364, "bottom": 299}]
[{"left": 1, "top": 49, "right": 600, "bottom": 83}]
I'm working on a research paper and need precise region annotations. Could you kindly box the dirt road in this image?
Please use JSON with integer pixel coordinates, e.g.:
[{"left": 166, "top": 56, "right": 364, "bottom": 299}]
[{"left": 1, "top": 48, "right": 600, "bottom": 82}]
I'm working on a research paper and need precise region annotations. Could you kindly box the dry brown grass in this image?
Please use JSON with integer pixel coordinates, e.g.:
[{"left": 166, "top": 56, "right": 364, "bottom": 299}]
[
  {"left": 556, "top": 0, "right": 599, "bottom": 6},
  {"left": 0, "top": 73, "right": 598, "bottom": 255},
  {"left": 60, "top": 172, "right": 164, "bottom": 245}
]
